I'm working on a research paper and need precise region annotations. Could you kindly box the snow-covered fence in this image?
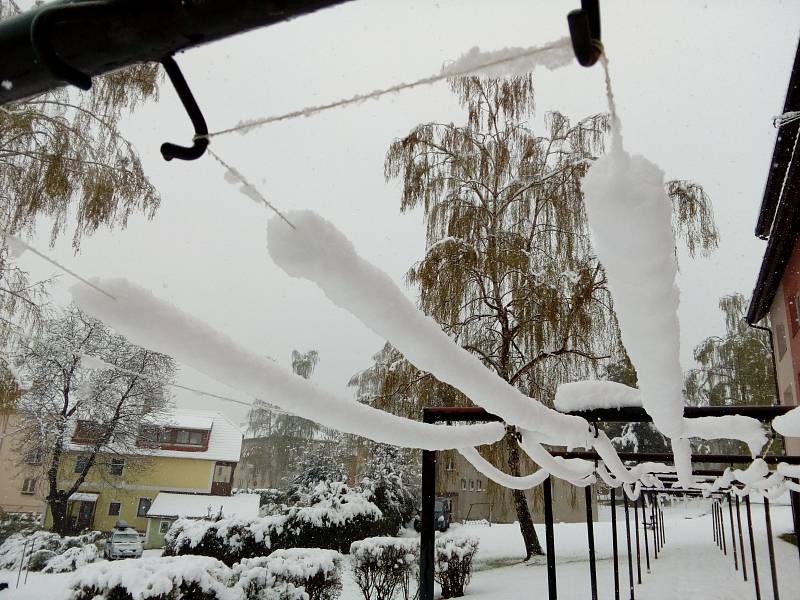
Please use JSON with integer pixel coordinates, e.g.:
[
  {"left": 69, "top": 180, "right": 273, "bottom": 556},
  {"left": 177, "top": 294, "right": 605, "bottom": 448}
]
[
  {"left": 234, "top": 549, "right": 343, "bottom": 600},
  {"left": 434, "top": 535, "right": 479, "bottom": 599},
  {"left": 350, "top": 537, "right": 419, "bottom": 600}
]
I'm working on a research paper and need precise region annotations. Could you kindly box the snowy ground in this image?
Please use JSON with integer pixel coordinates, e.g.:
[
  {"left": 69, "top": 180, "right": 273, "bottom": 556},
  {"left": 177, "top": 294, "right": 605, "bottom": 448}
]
[{"left": 1, "top": 500, "right": 797, "bottom": 599}]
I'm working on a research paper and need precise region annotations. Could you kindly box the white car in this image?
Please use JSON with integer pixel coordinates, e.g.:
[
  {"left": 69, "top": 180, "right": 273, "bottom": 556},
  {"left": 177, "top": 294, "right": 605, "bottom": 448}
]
[{"left": 104, "top": 522, "right": 143, "bottom": 560}]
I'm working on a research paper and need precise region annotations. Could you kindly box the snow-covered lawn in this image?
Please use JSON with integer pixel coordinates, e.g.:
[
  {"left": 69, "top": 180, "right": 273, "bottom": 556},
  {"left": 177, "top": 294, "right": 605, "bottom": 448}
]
[{"left": 1, "top": 501, "right": 796, "bottom": 599}]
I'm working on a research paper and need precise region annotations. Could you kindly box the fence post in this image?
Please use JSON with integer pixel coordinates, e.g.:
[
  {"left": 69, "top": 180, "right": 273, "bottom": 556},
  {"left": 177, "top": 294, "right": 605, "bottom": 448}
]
[
  {"left": 641, "top": 494, "right": 650, "bottom": 573},
  {"left": 585, "top": 485, "right": 598, "bottom": 600},
  {"left": 720, "top": 500, "right": 728, "bottom": 556},
  {"left": 623, "top": 494, "right": 635, "bottom": 600},
  {"left": 611, "top": 488, "right": 620, "bottom": 600},
  {"left": 735, "top": 495, "right": 748, "bottom": 581},
  {"left": 790, "top": 490, "right": 800, "bottom": 566},
  {"left": 633, "top": 493, "right": 642, "bottom": 583},
  {"left": 727, "top": 494, "right": 739, "bottom": 571}
]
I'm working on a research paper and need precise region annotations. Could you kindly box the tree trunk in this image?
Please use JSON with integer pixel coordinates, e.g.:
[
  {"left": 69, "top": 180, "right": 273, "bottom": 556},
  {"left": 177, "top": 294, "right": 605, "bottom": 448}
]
[
  {"left": 505, "top": 432, "right": 543, "bottom": 558},
  {"left": 49, "top": 494, "right": 70, "bottom": 536}
]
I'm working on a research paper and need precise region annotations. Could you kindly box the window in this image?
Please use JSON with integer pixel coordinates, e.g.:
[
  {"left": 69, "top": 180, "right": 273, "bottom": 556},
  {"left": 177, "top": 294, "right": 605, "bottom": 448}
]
[
  {"left": 21, "top": 478, "right": 37, "bottom": 495},
  {"left": 25, "top": 448, "right": 43, "bottom": 465},
  {"left": 159, "top": 520, "right": 172, "bottom": 535},
  {"left": 137, "top": 497, "right": 152, "bottom": 517},
  {"left": 213, "top": 464, "right": 232, "bottom": 483},
  {"left": 460, "top": 478, "right": 466, "bottom": 491},
  {"left": 445, "top": 458, "right": 454, "bottom": 471},
  {"left": 108, "top": 501, "right": 121, "bottom": 516},
  {"left": 477, "top": 479, "right": 484, "bottom": 491},
  {"left": 469, "top": 479, "right": 475, "bottom": 491},
  {"left": 74, "top": 455, "right": 90, "bottom": 474},
  {"left": 776, "top": 322, "right": 788, "bottom": 359},
  {"left": 176, "top": 429, "right": 204, "bottom": 445},
  {"left": 109, "top": 458, "right": 125, "bottom": 476},
  {"left": 159, "top": 428, "right": 172, "bottom": 443}
]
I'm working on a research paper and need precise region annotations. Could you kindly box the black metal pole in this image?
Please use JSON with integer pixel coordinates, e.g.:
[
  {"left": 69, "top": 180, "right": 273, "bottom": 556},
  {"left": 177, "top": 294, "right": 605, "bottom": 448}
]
[
  {"left": 611, "top": 488, "right": 620, "bottom": 600},
  {"left": 764, "top": 498, "right": 780, "bottom": 600},
  {"left": 736, "top": 495, "right": 749, "bottom": 581},
  {"left": 651, "top": 493, "right": 659, "bottom": 559},
  {"left": 623, "top": 494, "right": 635, "bottom": 600},
  {"left": 419, "top": 411, "right": 436, "bottom": 600},
  {"left": 633, "top": 494, "right": 642, "bottom": 584},
  {"left": 543, "top": 477, "right": 557, "bottom": 600},
  {"left": 641, "top": 494, "right": 650, "bottom": 572},
  {"left": 713, "top": 501, "right": 719, "bottom": 547},
  {"left": 585, "top": 485, "right": 598, "bottom": 600},
  {"left": 721, "top": 501, "right": 728, "bottom": 556},
  {"left": 728, "top": 494, "right": 739, "bottom": 571},
  {"left": 746, "top": 496, "right": 762, "bottom": 600},
  {"left": 659, "top": 497, "right": 665, "bottom": 546},
  {"left": 790, "top": 490, "right": 800, "bottom": 566}
]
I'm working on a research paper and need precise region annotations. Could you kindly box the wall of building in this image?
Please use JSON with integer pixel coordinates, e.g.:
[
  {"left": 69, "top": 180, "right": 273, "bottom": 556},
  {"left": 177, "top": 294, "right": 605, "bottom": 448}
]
[
  {"left": 771, "top": 272, "right": 800, "bottom": 454},
  {"left": 437, "top": 450, "right": 589, "bottom": 524},
  {"left": 0, "top": 412, "right": 46, "bottom": 514}
]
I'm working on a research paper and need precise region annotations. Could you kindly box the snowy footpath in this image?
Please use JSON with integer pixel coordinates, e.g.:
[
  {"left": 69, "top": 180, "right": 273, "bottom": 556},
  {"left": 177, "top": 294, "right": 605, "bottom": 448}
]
[{"left": 1, "top": 500, "right": 797, "bottom": 600}]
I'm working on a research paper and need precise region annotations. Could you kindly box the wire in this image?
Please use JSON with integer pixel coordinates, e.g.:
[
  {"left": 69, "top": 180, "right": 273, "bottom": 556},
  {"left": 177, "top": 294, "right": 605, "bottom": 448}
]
[{"left": 197, "top": 38, "right": 571, "bottom": 140}]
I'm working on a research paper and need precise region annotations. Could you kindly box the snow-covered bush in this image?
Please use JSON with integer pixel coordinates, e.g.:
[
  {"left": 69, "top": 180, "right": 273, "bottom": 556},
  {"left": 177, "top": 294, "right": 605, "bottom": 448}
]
[
  {"left": 360, "top": 445, "right": 417, "bottom": 536},
  {"left": 43, "top": 543, "right": 100, "bottom": 573},
  {"left": 234, "top": 549, "right": 342, "bottom": 600},
  {"left": 27, "top": 549, "right": 57, "bottom": 571},
  {"left": 165, "top": 481, "right": 384, "bottom": 564},
  {"left": 235, "top": 488, "right": 286, "bottom": 513},
  {"left": 350, "top": 537, "right": 419, "bottom": 600},
  {"left": 434, "top": 535, "right": 478, "bottom": 598},
  {"left": 67, "top": 555, "right": 238, "bottom": 600},
  {"left": 0, "top": 512, "right": 40, "bottom": 545},
  {"left": 0, "top": 529, "right": 101, "bottom": 570}
]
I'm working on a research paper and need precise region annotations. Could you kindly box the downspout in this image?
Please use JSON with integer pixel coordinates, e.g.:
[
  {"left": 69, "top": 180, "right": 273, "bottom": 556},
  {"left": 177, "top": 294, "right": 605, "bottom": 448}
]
[{"left": 747, "top": 321, "right": 782, "bottom": 405}]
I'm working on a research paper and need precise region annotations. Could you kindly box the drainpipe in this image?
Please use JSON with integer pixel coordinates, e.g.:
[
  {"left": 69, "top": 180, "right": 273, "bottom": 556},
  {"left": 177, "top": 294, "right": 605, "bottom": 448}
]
[{"left": 748, "top": 321, "right": 782, "bottom": 405}]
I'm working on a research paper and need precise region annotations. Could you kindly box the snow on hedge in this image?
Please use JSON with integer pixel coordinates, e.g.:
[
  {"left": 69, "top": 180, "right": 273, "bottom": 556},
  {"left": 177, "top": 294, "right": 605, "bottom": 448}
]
[
  {"left": 234, "top": 549, "right": 342, "bottom": 600},
  {"left": 554, "top": 380, "right": 642, "bottom": 412},
  {"left": 266, "top": 209, "right": 592, "bottom": 448},
  {"left": 71, "top": 279, "right": 504, "bottom": 451},
  {"left": 43, "top": 543, "right": 99, "bottom": 573},
  {"left": 68, "top": 555, "right": 239, "bottom": 600}
]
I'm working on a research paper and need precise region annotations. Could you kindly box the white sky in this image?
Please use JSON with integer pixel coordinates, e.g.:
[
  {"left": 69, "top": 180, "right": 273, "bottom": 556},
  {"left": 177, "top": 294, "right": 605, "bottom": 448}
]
[{"left": 15, "top": 0, "right": 800, "bottom": 425}]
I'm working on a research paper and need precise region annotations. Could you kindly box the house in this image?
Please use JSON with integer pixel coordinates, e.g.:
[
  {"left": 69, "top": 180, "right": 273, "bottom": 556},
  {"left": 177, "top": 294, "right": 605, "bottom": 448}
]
[
  {"left": 0, "top": 411, "right": 46, "bottom": 515},
  {"left": 747, "top": 39, "right": 800, "bottom": 455},
  {"left": 144, "top": 491, "right": 260, "bottom": 549},
  {"left": 43, "top": 409, "right": 243, "bottom": 538},
  {"left": 438, "top": 449, "right": 590, "bottom": 524}
]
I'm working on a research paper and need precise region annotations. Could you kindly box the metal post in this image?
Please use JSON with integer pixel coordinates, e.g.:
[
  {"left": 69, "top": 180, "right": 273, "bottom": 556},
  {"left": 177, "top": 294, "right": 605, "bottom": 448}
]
[
  {"left": 736, "top": 495, "right": 748, "bottom": 581},
  {"left": 764, "top": 498, "right": 780, "bottom": 600},
  {"left": 790, "top": 490, "right": 800, "bottom": 566},
  {"left": 611, "top": 488, "right": 620, "bottom": 600},
  {"left": 633, "top": 493, "right": 642, "bottom": 584},
  {"left": 623, "top": 494, "right": 635, "bottom": 600},
  {"left": 720, "top": 500, "right": 728, "bottom": 556},
  {"left": 15, "top": 539, "right": 29, "bottom": 588},
  {"left": 746, "top": 496, "right": 762, "bottom": 600},
  {"left": 585, "top": 485, "right": 598, "bottom": 600},
  {"left": 543, "top": 477, "right": 557, "bottom": 600},
  {"left": 650, "top": 492, "right": 659, "bottom": 559},
  {"left": 641, "top": 494, "right": 650, "bottom": 572},
  {"left": 727, "top": 494, "right": 739, "bottom": 571},
  {"left": 659, "top": 497, "right": 665, "bottom": 546},
  {"left": 419, "top": 412, "right": 436, "bottom": 600},
  {"left": 713, "top": 500, "right": 719, "bottom": 546}
]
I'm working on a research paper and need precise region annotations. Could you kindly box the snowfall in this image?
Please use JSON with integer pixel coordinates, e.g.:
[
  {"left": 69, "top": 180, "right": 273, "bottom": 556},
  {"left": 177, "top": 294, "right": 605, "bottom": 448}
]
[{"left": 2, "top": 497, "right": 796, "bottom": 600}]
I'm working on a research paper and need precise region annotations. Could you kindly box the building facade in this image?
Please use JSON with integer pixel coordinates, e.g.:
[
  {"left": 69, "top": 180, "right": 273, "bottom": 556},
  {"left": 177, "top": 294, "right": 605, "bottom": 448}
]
[
  {"left": 42, "top": 409, "right": 243, "bottom": 539},
  {"left": 438, "top": 449, "right": 589, "bottom": 524},
  {"left": 0, "top": 411, "right": 46, "bottom": 515},
  {"left": 747, "top": 40, "right": 800, "bottom": 455}
]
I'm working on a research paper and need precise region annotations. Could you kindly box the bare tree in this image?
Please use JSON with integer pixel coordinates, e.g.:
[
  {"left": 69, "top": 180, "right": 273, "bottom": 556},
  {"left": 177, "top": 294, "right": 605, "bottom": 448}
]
[{"left": 12, "top": 305, "right": 175, "bottom": 534}]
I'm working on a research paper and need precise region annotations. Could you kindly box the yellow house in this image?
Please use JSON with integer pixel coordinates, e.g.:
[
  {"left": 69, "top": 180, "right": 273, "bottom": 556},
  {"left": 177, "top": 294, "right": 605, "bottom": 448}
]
[{"left": 44, "top": 409, "right": 243, "bottom": 547}]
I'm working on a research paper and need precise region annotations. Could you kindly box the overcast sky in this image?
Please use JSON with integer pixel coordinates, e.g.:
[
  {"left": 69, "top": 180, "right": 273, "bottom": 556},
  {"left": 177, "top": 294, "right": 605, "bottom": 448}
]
[{"left": 16, "top": 0, "right": 800, "bottom": 425}]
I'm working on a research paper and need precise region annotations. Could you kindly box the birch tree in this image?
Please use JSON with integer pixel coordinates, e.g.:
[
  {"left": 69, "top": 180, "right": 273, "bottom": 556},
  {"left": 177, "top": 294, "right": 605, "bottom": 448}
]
[{"left": 358, "top": 75, "right": 718, "bottom": 558}]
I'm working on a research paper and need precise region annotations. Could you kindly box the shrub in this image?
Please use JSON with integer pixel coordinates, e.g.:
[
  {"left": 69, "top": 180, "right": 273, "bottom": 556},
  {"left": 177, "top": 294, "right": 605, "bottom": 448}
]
[
  {"left": 26, "top": 549, "right": 57, "bottom": 572},
  {"left": 360, "top": 445, "right": 417, "bottom": 535},
  {"left": 434, "top": 535, "right": 478, "bottom": 598},
  {"left": 43, "top": 543, "right": 100, "bottom": 573},
  {"left": 67, "top": 555, "right": 236, "bottom": 600},
  {"left": 234, "top": 548, "right": 342, "bottom": 600},
  {"left": 350, "top": 537, "right": 419, "bottom": 600},
  {"left": 0, "top": 529, "right": 102, "bottom": 570},
  {"left": 0, "top": 512, "right": 40, "bottom": 545}
]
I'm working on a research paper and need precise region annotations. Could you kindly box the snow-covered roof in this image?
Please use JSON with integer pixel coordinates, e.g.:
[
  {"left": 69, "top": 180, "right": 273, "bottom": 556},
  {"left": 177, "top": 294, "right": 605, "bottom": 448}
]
[
  {"left": 151, "top": 409, "right": 243, "bottom": 463},
  {"left": 69, "top": 492, "right": 99, "bottom": 502},
  {"left": 146, "top": 492, "right": 259, "bottom": 520}
]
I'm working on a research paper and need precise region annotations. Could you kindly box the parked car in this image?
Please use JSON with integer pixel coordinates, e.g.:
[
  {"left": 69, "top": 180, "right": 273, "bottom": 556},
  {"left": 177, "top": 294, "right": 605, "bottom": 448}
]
[
  {"left": 413, "top": 497, "right": 452, "bottom": 532},
  {"left": 104, "top": 521, "right": 143, "bottom": 560}
]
